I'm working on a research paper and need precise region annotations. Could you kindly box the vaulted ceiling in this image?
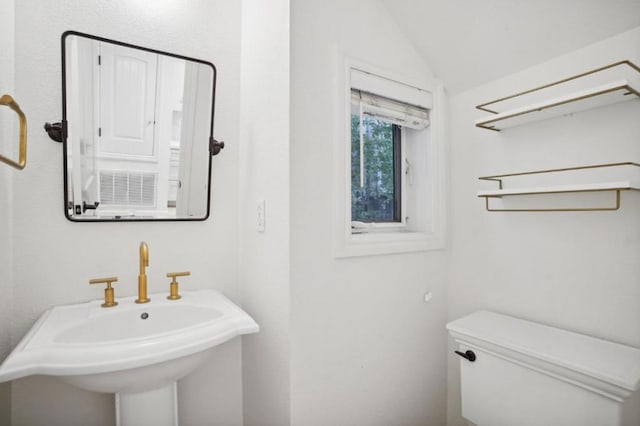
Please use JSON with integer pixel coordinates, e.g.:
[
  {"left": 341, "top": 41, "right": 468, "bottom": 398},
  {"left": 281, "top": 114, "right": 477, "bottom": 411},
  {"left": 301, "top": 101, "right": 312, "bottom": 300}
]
[{"left": 379, "top": 0, "right": 640, "bottom": 93}]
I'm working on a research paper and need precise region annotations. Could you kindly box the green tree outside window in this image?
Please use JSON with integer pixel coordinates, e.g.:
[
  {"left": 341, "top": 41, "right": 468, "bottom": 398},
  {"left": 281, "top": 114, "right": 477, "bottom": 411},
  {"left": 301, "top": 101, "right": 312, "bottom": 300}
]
[{"left": 351, "top": 114, "right": 399, "bottom": 222}]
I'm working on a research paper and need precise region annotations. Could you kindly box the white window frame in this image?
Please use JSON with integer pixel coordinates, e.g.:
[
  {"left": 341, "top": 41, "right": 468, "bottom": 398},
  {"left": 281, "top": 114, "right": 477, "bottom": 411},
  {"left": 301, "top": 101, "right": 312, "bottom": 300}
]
[{"left": 333, "top": 56, "right": 447, "bottom": 258}]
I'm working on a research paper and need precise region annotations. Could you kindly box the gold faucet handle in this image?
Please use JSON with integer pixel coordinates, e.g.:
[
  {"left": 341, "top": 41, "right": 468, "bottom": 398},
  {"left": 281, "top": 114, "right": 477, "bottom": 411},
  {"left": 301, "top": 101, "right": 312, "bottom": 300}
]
[
  {"left": 166, "top": 271, "right": 190, "bottom": 300},
  {"left": 89, "top": 277, "right": 118, "bottom": 308}
]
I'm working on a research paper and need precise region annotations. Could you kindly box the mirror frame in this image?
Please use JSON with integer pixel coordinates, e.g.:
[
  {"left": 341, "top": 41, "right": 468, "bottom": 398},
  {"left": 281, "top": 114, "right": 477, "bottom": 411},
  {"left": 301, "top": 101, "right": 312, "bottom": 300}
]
[{"left": 60, "top": 30, "right": 217, "bottom": 222}]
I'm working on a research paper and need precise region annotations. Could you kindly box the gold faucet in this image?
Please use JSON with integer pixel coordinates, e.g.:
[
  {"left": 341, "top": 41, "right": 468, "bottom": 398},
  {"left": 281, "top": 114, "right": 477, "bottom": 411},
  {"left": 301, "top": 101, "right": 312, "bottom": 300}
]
[{"left": 135, "top": 241, "right": 150, "bottom": 303}]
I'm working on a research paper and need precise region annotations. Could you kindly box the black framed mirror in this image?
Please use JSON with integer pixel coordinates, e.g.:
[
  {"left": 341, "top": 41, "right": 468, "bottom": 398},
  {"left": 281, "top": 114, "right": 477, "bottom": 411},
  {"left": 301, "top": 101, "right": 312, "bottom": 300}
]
[{"left": 59, "top": 31, "right": 221, "bottom": 221}]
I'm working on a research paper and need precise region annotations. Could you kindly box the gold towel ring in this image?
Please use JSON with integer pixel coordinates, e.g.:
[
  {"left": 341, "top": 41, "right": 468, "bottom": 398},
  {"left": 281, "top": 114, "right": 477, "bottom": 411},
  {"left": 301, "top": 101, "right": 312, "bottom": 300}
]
[{"left": 0, "top": 94, "right": 27, "bottom": 170}]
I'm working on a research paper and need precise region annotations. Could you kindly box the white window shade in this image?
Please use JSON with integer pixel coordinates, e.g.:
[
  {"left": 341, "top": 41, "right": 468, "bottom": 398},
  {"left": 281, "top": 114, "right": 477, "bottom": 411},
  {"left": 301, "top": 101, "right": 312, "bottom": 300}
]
[
  {"left": 350, "top": 68, "right": 433, "bottom": 108},
  {"left": 351, "top": 89, "right": 430, "bottom": 130}
]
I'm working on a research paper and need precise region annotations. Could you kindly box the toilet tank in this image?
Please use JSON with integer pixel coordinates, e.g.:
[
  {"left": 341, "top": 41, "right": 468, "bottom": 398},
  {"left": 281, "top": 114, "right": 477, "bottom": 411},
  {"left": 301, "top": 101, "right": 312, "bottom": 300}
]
[{"left": 447, "top": 311, "right": 640, "bottom": 426}]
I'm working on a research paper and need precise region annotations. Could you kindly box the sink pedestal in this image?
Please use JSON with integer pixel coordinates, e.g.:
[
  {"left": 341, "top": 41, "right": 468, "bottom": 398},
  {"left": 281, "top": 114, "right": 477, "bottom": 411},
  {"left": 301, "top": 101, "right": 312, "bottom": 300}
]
[{"left": 116, "top": 382, "right": 178, "bottom": 426}]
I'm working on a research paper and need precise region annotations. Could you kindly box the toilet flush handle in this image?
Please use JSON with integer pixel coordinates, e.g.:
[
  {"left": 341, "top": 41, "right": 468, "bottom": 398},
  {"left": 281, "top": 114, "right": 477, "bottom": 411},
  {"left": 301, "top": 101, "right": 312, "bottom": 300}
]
[{"left": 454, "top": 350, "right": 476, "bottom": 362}]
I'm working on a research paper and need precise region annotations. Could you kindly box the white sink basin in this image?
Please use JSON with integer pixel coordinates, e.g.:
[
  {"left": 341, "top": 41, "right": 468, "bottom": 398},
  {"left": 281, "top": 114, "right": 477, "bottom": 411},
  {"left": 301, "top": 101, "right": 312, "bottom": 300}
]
[{"left": 0, "top": 289, "right": 258, "bottom": 395}]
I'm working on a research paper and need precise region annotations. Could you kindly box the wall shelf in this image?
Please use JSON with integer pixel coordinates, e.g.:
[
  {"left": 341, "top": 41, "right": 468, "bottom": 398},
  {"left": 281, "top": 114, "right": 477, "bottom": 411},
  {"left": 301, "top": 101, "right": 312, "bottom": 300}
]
[
  {"left": 475, "top": 61, "right": 640, "bottom": 131},
  {"left": 477, "top": 162, "right": 640, "bottom": 212},
  {"left": 478, "top": 181, "right": 640, "bottom": 198}
]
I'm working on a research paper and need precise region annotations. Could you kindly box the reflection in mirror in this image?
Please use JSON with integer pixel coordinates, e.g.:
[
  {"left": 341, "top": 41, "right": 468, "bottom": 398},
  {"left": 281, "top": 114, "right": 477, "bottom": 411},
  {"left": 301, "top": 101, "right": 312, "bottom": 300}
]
[{"left": 62, "top": 31, "right": 217, "bottom": 221}]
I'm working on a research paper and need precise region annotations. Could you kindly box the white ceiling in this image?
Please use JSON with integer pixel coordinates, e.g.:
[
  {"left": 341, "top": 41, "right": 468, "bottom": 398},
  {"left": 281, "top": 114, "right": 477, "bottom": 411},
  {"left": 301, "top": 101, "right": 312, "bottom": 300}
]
[{"left": 379, "top": 0, "right": 640, "bottom": 93}]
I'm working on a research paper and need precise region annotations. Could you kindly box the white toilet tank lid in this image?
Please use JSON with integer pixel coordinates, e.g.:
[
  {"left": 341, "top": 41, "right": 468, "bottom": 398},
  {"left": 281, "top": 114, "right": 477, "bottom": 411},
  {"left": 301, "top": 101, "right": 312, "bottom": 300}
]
[{"left": 447, "top": 311, "right": 640, "bottom": 393}]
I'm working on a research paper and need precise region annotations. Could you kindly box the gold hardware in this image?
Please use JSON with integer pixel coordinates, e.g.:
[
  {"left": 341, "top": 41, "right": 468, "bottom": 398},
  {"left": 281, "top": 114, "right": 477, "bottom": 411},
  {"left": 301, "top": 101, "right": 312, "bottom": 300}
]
[
  {"left": 478, "top": 162, "right": 640, "bottom": 212},
  {"left": 476, "top": 60, "right": 640, "bottom": 113},
  {"left": 0, "top": 94, "right": 27, "bottom": 170},
  {"left": 475, "top": 60, "right": 640, "bottom": 130},
  {"left": 166, "top": 271, "right": 190, "bottom": 300},
  {"left": 89, "top": 277, "right": 118, "bottom": 308},
  {"left": 476, "top": 86, "right": 638, "bottom": 131},
  {"left": 136, "top": 241, "right": 150, "bottom": 303},
  {"left": 482, "top": 189, "right": 623, "bottom": 212}
]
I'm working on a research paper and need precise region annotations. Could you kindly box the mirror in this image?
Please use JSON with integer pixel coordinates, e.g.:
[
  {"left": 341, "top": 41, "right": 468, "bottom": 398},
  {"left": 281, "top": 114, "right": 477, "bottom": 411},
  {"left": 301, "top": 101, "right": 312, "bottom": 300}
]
[{"left": 61, "top": 31, "right": 219, "bottom": 221}]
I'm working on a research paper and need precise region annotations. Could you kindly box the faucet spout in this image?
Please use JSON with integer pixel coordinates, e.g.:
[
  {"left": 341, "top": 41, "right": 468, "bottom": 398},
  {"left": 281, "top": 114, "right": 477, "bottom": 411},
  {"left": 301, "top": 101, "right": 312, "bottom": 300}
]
[
  {"left": 136, "top": 241, "right": 150, "bottom": 303},
  {"left": 139, "top": 241, "right": 149, "bottom": 273}
]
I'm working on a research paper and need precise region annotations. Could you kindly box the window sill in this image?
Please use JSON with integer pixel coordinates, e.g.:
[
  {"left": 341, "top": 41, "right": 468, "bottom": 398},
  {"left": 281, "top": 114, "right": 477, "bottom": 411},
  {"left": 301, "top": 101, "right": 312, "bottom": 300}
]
[{"left": 335, "top": 229, "right": 444, "bottom": 258}]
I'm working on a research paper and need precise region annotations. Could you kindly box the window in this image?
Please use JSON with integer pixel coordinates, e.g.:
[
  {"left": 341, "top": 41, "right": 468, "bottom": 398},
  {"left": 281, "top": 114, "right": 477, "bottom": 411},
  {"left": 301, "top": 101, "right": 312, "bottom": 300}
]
[
  {"left": 334, "top": 61, "right": 445, "bottom": 257},
  {"left": 350, "top": 89, "right": 430, "bottom": 230},
  {"left": 351, "top": 112, "right": 401, "bottom": 224}
]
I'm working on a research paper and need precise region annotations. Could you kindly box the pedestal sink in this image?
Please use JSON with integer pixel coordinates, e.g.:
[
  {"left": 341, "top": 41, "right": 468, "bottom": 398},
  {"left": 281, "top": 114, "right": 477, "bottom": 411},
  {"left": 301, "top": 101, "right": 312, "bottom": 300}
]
[{"left": 0, "top": 289, "right": 259, "bottom": 426}]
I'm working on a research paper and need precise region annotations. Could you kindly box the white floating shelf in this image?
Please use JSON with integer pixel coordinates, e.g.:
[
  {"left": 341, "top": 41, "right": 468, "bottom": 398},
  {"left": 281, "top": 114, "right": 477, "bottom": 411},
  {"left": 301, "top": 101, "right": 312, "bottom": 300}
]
[
  {"left": 477, "top": 181, "right": 640, "bottom": 198},
  {"left": 476, "top": 81, "right": 639, "bottom": 131},
  {"left": 477, "top": 162, "right": 640, "bottom": 212},
  {"left": 476, "top": 61, "right": 640, "bottom": 131}
]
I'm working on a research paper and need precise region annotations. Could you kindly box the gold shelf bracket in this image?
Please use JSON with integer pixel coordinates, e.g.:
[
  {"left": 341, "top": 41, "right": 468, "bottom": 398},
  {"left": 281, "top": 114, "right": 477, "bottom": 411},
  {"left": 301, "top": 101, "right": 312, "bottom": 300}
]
[
  {"left": 481, "top": 189, "right": 624, "bottom": 212},
  {"left": 476, "top": 60, "right": 640, "bottom": 113},
  {"left": 0, "top": 94, "right": 27, "bottom": 170},
  {"left": 475, "top": 60, "right": 640, "bottom": 131},
  {"left": 478, "top": 162, "right": 640, "bottom": 212}
]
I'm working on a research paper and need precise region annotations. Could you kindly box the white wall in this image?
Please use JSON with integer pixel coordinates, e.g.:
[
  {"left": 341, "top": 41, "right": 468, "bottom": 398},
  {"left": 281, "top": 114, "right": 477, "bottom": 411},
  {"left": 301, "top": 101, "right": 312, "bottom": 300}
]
[
  {"left": 290, "top": 1, "right": 449, "bottom": 424},
  {"left": 9, "top": 1, "right": 244, "bottom": 425},
  {"left": 238, "top": 0, "right": 291, "bottom": 424},
  {"left": 447, "top": 27, "right": 640, "bottom": 426},
  {"left": 0, "top": 0, "right": 15, "bottom": 423}
]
